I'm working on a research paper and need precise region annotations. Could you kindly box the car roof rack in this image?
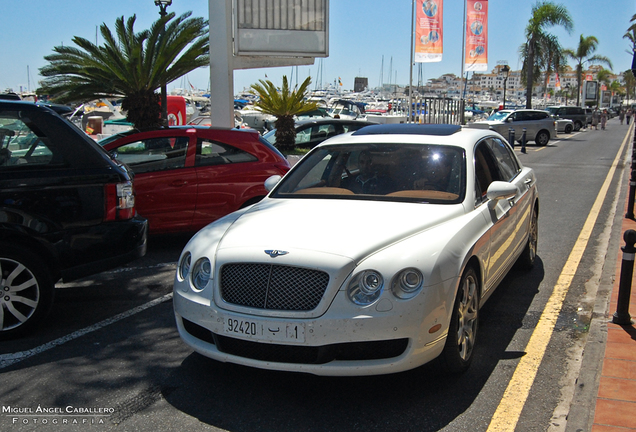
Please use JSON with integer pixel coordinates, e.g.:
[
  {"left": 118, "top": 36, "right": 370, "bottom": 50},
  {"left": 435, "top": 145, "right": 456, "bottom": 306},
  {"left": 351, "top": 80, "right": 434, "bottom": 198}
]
[{"left": 352, "top": 123, "right": 462, "bottom": 136}]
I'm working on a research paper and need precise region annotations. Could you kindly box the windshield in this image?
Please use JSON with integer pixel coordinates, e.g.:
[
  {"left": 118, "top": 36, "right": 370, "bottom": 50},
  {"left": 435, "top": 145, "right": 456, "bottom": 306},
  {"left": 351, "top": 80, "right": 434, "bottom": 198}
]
[
  {"left": 262, "top": 129, "right": 276, "bottom": 144},
  {"left": 486, "top": 111, "right": 511, "bottom": 121},
  {"left": 271, "top": 143, "right": 465, "bottom": 204}
]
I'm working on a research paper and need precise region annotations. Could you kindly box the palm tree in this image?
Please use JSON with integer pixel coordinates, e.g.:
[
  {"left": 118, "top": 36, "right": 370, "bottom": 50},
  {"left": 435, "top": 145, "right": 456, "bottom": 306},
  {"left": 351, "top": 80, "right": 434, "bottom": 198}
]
[
  {"left": 623, "top": 70, "right": 636, "bottom": 102},
  {"left": 250, "top": 76, "right": 317, "bottom": 152},
  {"left": 623, "top": 27, "right": 636, "bottom": 54},
  {"left": 564, "top": 35, "right": 613, "bottom": 106},
  {"left": 523, "top": 1, "right": 573, "bottom": 108},
  {"left": 38, "top": 12, "right": 209, "bottom": 129}
]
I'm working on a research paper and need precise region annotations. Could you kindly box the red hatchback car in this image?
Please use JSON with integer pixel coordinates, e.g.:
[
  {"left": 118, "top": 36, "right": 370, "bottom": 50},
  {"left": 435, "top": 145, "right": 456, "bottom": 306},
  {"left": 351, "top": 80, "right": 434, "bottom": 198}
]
[{"left": 99, "top": 126, "right": 290, "bottom": 234}]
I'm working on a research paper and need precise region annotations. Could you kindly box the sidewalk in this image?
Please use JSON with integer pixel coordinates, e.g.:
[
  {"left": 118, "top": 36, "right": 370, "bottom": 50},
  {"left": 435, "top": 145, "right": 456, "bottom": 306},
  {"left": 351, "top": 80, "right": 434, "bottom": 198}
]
[
  {"left": 590, "top": 203, "right": 636, "bottom": 431},
  {"left": 564, "top": 125, "right": 636, "bottom": 432}
]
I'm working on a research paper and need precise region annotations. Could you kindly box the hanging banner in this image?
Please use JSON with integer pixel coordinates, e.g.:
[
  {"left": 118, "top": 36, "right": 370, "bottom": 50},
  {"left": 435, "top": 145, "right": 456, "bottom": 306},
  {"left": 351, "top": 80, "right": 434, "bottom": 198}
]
[
  {"left": 555, "top": 72, "right": 561, "bottom": 91},
  {"left": 415, "top": 0, "right": 443, "bottom": 63},
  {"left": 465, "top": 0, "right": 488, "bottom": 71}
]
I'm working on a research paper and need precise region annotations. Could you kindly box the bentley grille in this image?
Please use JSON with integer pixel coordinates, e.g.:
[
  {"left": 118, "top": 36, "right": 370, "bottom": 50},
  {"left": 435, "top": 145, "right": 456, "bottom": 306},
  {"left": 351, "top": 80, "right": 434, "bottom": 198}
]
[{"left": 220, "top": 263, "right": 330, "bottom": 311}]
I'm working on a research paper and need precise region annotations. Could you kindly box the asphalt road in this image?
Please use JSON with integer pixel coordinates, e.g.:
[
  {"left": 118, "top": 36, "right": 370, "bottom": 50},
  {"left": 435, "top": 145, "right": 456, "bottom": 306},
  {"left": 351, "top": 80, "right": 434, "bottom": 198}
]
[{"left": 0, "top": 118, "right": 630, "bottom": 432}]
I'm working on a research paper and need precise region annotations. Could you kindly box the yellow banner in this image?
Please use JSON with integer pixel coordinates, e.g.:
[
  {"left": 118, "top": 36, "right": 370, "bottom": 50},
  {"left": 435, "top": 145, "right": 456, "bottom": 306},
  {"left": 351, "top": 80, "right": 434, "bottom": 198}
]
[
  {"left": 465, "top": 0, "right": 488, "bottom": 71},
  {"left": 415, "top": 0, "right": 443, "bottom": 63}
]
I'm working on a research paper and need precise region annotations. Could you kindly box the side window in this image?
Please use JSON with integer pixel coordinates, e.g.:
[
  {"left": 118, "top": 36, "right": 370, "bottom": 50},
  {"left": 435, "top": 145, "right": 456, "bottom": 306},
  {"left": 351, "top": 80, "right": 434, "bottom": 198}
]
[
  {"left": 0, "top": 118, "right": 63, "bottom": 169},
  {"left": 486, "top": 138, "right": 520, "bottom": 181},
  {"left": 295, "top": 128, "right": 311, "bottom": 145},
  {"left": 474, "top": 142, "right": 503, "bottom": 203},
  {"left": 112, "top": 136, "right": 188, "bottom": 174},
  {"left": 513, "top": 112, "right": 527, "bottom": 121},
  {"left": 196, "top": 139, "right": 257, "bottom": 166}
]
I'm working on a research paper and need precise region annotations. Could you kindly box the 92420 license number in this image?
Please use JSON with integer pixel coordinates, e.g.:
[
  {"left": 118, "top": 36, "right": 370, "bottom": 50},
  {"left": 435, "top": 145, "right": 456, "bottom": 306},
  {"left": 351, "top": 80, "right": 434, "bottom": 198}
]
[{"left": 224, "top": 318, "right": 305, "bottom": 342}]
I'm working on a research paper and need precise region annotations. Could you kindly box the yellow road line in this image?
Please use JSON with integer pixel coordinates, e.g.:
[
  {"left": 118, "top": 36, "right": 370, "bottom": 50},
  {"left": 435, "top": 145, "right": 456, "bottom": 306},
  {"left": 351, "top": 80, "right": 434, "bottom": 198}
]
[{"left": 487, "top": 125, "right": 632, "bottom": 431}]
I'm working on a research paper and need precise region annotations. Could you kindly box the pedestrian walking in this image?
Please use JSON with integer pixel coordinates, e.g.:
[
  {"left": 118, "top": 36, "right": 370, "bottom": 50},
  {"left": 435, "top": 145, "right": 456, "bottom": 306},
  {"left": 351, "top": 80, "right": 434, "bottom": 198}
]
[
  {"left": 601, "top": 110, "right": 608, "bottom": 130},
  {"left": 591, "top": 109, "right": 599, "bottom": 130},
  {"left": 619, "top": 108, "right": 625, "bottom": 125},
  {"left": 627, "top": 108, "right": 632, "bottom": 125}
]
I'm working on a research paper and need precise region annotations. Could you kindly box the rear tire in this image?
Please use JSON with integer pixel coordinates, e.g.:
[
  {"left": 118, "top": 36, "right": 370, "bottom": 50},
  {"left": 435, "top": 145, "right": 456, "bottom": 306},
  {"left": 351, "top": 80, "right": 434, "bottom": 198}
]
[
  {"left": 439, "top": 266, "right": 479, "bottom": 374},
  {"left": 574, "top": 121, "right": 582, "bottom": 131},
  {"left": 564, "top": 124, "right": 573, "bottom": 134},
  {"left": 0, "top": 245, "right": 54, "bottom": 340},
  {"left": 535, "top": 130, "right": 549, "bottom": 146}
]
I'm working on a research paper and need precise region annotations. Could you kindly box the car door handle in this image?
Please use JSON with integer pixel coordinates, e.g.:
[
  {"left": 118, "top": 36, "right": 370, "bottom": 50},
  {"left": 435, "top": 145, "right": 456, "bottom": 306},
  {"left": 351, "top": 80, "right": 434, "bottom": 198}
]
[
  {"left": 170, "top": 180, "right": 188, "bottom": 187},
  {"left": 524, "top": 178, "right": 533, "bottom": 185}
]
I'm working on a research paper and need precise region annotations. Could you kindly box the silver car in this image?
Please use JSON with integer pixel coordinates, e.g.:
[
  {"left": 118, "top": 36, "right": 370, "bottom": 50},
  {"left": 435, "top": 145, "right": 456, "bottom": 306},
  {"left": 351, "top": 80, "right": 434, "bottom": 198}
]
[{"left": 468, "top": 109, "right": 556, "bottom": 146}]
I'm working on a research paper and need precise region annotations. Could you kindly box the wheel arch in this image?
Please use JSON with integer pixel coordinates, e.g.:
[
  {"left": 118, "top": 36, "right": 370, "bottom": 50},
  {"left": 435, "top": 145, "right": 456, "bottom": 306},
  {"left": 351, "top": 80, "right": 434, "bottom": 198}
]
[{"left": 0, "top": 229, "right": 60, "bottom": 282}]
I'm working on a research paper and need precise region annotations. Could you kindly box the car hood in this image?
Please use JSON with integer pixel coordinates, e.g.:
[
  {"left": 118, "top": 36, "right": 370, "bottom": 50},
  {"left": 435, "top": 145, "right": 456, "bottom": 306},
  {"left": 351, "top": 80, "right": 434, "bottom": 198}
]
[{"left": 216, "top": 198, "right": 465, "bottom": 262}]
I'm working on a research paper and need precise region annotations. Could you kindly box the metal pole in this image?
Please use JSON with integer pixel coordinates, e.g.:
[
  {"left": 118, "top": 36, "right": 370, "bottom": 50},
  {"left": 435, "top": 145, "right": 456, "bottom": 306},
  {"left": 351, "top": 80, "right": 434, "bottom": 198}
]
[
  {"left": 508, "top": 128, "right": 515, "bottom": 148},
  {"left": 521, "top": 128, "right": 527, "bottom": 154},
  {"left": 612, "top": 229, "right": 636, "bottom": 325},
  {"left": 408, "top": 0, "right": 414, "bottom": 124}
]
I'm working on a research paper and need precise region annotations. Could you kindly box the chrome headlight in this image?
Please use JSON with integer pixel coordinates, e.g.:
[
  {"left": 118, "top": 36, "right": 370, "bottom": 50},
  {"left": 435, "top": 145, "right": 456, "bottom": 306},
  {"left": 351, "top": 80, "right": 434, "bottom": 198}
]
[
  {"left": 191, "top": 257, "right": 212, "bottom": 291},
  {"left": 392, "top": 268, "right": 424, "bottom": 299},
  {"left": 178, "top": 252, "right": 191, "bottom": 281},
  {"left": 348, "top": 270, "right": 384, "bottom": 305}
]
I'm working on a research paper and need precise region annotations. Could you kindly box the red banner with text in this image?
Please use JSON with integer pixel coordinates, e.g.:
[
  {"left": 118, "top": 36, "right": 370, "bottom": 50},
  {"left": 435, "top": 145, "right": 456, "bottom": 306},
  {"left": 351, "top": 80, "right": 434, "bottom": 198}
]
[
  {"left": 415, "top": 0, "right": 443, "bottom": 63},
  {"left": 465, "top": 0, "right": 488, "bottom": 71}
]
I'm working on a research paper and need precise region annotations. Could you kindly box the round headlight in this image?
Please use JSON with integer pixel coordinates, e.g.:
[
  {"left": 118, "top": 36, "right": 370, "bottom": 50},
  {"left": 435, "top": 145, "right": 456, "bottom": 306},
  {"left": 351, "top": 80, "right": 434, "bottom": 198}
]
[
  {"left": 392, "top": 268, "right": 424, "bottom": 299},
  {"left": 348, "top": 270, "right": 384, "bottom": 305},
  {"left": 178, "top": 252, "right": 191, "bottom": 281},
  {"left": 191, "top": 258, "right": 212, "bottom": 291}
]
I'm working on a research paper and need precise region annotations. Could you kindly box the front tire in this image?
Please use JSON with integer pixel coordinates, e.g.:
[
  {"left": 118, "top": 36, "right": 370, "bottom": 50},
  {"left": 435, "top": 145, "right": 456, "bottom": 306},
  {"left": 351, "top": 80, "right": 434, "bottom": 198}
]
[
  {"left": 0, "top": 245, "right": 54, "bottom": 340},
  {"left": 535, "top": 130, "right": 549, "bottom": 146},
  {"left": 439, "top": 266, "right": 479, "bottom": 374},
  {"left": 564, "top": 124, "right": 573, "bottom": 134}
]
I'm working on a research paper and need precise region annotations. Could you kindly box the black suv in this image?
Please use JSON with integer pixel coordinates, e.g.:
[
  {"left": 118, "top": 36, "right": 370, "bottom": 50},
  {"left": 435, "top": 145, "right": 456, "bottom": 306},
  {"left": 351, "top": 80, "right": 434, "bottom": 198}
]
[
  {"left": 0, "top": 100, "right": 148, "bottom": 338},
  {"left": 545, "top": 106, "right": 589, "bottom": 131}
]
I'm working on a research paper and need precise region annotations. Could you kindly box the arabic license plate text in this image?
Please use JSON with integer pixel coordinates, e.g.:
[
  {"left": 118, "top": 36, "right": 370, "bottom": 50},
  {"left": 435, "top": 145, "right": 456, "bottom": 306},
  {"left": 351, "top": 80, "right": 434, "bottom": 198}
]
[{"left": 224, "top": 318, "right": 305, "bottom": 343}]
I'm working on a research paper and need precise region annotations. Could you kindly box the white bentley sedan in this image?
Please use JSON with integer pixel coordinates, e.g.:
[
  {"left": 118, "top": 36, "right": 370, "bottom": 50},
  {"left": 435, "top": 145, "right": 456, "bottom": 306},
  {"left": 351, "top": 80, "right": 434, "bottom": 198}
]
[{"left": 173, "top": 124, "right": 538, "bottom": 376}]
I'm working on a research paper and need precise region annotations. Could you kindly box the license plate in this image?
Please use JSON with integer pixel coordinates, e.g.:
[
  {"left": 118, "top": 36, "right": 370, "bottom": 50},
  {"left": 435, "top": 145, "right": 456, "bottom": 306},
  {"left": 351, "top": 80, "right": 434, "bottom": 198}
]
[{"left": 224, "top": 318, "right": 305, "bottom": 343}]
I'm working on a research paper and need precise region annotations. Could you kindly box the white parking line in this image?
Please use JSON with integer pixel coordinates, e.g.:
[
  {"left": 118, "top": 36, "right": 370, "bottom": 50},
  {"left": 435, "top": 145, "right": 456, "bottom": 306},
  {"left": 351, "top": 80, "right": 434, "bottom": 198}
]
[{"left": 0, "top": 293, "right": 174, "bottom": 370}]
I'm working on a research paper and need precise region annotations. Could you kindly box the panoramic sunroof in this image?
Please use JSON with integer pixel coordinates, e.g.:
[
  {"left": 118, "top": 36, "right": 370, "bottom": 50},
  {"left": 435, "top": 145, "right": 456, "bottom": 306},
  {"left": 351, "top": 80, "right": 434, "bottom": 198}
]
[{"left": 352, "top": 123, "right": 462, "bottom": 136}]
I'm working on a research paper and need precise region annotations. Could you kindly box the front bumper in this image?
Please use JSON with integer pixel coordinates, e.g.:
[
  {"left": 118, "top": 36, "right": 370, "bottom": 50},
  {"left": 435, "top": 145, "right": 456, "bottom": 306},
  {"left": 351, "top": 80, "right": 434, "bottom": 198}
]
[{"left": 173, "top": 286, "right": 450, "bottom": 376}]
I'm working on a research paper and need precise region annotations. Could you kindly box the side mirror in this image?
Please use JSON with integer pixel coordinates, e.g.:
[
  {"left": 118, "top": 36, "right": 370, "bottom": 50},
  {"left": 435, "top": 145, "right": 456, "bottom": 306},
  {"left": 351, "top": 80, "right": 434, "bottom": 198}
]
[
  {"left": 264, "top": 175, "right": 282, "bottom": 192},
  {"left": 486, "top": 181, "right": 518, "bottom": 201}
]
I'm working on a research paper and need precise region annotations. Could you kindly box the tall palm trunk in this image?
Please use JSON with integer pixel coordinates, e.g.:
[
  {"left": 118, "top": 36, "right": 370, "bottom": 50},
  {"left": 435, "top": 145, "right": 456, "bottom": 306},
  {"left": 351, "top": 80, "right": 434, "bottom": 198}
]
[{"left": 526, "top": 39, "right": 535, "bottom": 108}]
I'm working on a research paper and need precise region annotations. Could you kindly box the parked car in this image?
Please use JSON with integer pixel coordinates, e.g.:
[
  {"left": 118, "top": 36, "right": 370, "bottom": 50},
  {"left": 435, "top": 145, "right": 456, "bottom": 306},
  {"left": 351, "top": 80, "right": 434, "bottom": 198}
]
[
  {"left": 0, "top": 100, "right": 148, "bottom": 339},
  {"left": 173, "top": 123, "right": 539, "bottom": 376},
  {"left": 544, "top": 106, "right": 589, "bottom": 131},
  {"left": 554, "top": 117, "right": 574, "bottom": 134},
  {"left": 99, "top": 126, "right": 291, "bottom": 234},
  {"left": 468, "top": 109, "right": 556, "bottom": 146},
  {"left": 262, "top": 118, "right": 377, "bottom": 149}
]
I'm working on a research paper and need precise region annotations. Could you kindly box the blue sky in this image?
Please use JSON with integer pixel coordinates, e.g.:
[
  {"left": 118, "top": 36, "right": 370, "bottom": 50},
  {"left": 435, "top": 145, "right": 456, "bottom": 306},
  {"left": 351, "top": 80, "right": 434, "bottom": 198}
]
[{"left": 1, "top": 0, "right": 634, "bottom": 95}]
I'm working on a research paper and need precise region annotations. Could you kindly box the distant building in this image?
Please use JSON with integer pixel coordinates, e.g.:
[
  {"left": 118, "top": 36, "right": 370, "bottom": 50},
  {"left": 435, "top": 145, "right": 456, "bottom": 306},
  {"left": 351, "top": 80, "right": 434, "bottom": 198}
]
[{"left": 354, "top": 77, "right": 368, "bottom": 93}]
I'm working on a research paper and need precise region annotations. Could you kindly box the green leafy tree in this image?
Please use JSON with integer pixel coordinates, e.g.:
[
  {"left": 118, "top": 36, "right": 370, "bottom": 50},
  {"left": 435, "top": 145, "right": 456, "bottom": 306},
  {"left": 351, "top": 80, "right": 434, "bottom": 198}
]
[
  {"left": 564, "top": 35, "right": 613, "bottom": 106},
  {"left": 250, "top": 76, "right": 317, "bottom": 152},
  {"left": 523, "top": 1, "right": 573, "bottom": 108},
  {"left": 38, "top": 12, "right": 209, "bottom": 129}
]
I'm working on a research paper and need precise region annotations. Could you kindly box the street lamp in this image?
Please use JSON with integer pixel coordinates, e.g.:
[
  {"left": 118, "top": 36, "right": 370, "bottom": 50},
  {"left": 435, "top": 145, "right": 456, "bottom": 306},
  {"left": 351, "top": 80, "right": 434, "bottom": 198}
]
[
  {"left": 565, "top": 83, "right": 571, "bottom": 105},
  {"left": 155, "top": 0, "right": 172, "bottom": 16},
  {"left": 155, "top": 0, "right": 172, "bottom": 126},
  {"left": 501, "top": 65, "right": 510, "bottom": 110}
]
